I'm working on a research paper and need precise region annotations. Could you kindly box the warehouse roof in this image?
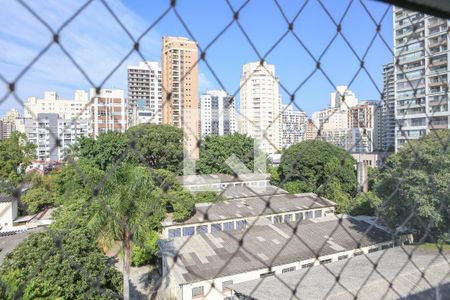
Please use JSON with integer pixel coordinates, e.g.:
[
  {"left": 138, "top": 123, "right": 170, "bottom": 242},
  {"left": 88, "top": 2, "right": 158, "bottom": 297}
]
[
  {"left": 158, "top": 215, "right": 393, "bottom": 285},
  {"left": 163, "top": 190, "right": 335, "bottom": 226},
  {"left": 177, "top": 173, "right": 269, "bottom": 186},
  {"left": 231, "top": 246, "right": 450, "bottom": 299}
]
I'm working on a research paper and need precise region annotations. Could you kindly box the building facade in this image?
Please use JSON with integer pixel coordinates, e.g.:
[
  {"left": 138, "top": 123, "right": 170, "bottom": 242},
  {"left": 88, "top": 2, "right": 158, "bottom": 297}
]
[
  {"left": 304, "top": 119, "right": 317, "bottom": 140},
  {"left": 239, "top": 62, "right": 281, "bottom": 154},
  {"left": 281, "top": 104, "right": 307, "bottom": 148},
  {"left": 161, "top": 36, "right": 200, "bottom": 159},
  {"left": 200, "top": 90, "right": 236, "bottom": 137},
  {"left": 90, "top": 88, "right": 127, "bottom": 137},
  {"left": 24, "top": 90, "right": 90, "bottom": 121},
  {"left": 127, "top": 61, "right": 162, "bottom": 126},
  {"left": 394, "top": 8, "right": 450, "bottom": 151},
  {"left": 19, "top": 113, "right": 90, "bottom": 161},
  {"left": 382, "top": 62, "right": 396, "bottom": 151}
]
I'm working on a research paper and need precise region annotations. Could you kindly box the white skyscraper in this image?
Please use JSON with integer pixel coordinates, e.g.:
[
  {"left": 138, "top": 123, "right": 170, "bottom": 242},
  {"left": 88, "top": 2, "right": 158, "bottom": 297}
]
[
  {"left": 200, "top": 90, "right": 236, "bottom": 137},
  {"left": 90, "top": 88, "right": 127, "bottom": 137},
  {"left": 239, "top": 62, "right": 281, "bottom": 154},
  {"left": 127, "top": 61, "right": 162, "bottom": 126},
  {"left": 281, "top": 104, "right": 307, "bottom": 148},
  {"left": 394, "top": 8, "right": 450, "bottom": 151}
]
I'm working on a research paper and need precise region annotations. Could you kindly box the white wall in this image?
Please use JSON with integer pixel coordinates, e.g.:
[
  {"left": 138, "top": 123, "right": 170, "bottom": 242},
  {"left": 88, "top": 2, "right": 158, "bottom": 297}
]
[{"left": 0, "top": 201, "right": 17, "bottom": 228}]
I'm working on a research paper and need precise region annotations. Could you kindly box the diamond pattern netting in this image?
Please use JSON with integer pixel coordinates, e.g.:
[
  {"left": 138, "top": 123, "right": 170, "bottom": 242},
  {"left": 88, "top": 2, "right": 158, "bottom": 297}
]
[{"left": 0, "top": 0, "right": 449, "bottom": 299}]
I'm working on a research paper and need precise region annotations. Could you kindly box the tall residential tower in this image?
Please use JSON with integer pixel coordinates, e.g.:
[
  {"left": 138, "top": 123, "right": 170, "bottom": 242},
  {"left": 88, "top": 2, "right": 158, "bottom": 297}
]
[
  {"left": 200, "top": 90, "right": 236, "bottom": 137},
  {"left": 162, "top": 36, "right": 199, "bottom": 159},
  {"left": 239, "top": 62, "right": 281, "bottom": 154}
]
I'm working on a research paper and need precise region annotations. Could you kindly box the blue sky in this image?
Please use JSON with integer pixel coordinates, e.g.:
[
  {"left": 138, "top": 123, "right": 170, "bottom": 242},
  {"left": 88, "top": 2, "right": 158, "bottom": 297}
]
[{"left": 0, "top": 0, "right": 394, "bottom": 117}]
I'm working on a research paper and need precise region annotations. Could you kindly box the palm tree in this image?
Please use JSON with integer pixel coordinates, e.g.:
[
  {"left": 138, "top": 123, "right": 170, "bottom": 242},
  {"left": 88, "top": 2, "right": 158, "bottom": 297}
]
[{"left": 88, "top": 163, "right": 161, "bottom": 299}]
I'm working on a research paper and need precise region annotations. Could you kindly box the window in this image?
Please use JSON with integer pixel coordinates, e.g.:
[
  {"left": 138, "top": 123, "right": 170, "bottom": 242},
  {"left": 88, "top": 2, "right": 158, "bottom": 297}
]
[
  {"left": 284, "top": 214, "right": 292, "bottom": 223},
  {"left": 211, "top": 223, "right": 222, "bottom": 233},
  {"left": 301, "top": 263, "right": 314, "bottom": 269},
  {"left": 236, "top": 220, "right": 247, "bottom": 230},
  {"left": 260, "top": 271, "right": 275, "bottom": 278},
  {"left": 314, "top": 210, "right": 322, "bottom": 218},
  {"left": 168, "top": 228, "right": 181, "bottom": 238},
  {"left": 338, "top": 255, "right": 348, "bottom": 261},
  {"left": 196, "top": 225, "right": 208, "bottom": 235},
  {"left": 273, "top": 215, "right": 282, "bottom": 224},
  {"left": 354, "top": 251, "right": 364, "bottom": 256},
  {"left": 282, "top": 266, "right": 296, "bottom": 273},
  {"left": 320, "top": 259, "right": 332, "bottom": 265},
  {"left": 222, "top": 280, "right": 233, "bottom": 291},
  {"left": 192, "top": 286, "right": 204, "bottom": 298},
  {"left": 183, "top": 227, "right": 194, "bottom": 236},
  {"left": 223, "top": 221, "right": 235, "bottom": 231},
  {"left": 295, "top": 212, "right": 303, "bottom": 222},
  {"left": 368, "top": 248, "right": 379, "bottom": 253},
  {"left": 382, "top": 243, "right": 394, "bottom": 250},
  {"left": 305, "top": 211, "right": 313, "bottom": 219}
]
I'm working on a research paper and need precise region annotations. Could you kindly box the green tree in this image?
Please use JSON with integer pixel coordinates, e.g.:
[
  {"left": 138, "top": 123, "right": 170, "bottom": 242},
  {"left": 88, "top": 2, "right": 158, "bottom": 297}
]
[
  {"left": 375, "top": 130, "right": 450, "bottom": 242},
  {"left": 279, "top": 140, "right": 357, "bottom": 212},
  {"left": 126, "top": 124, "right": 184, "bottom": 174},
  {"left": 87, "top": 164, "right": 164, "bottom": 299},
  {"left": 21, "top": 187, "right": 55, "bottom": 214},
  {"left": 197, "top": 133, "right": 262, "bottom": 175},
  {"left": 0, "top": 228, "right": 122, "bottom": 299},
  {"left": 77, "top": 131, "right": 129, "bottom": 170},
  {"left": 348, "top": 191, "right": 382, "bottom": 216},
  {"left": 0, "top": 132, "right": 35, "bottom": 191}
]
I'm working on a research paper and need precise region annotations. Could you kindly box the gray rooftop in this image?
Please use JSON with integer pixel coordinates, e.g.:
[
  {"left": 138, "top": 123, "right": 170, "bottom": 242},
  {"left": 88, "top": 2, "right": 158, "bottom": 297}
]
[
  {"left": 232, "top": 246, "right": 450, "bottom": 300},
  {"left": 177, "top": 173, "right": 269, "bottom": 186},
  {"left": 0, "top": 195, "right": 16, "bottom": 203},
  {"left": 219, "top": 185, "right": 289, "bottom": 199},
  {"left": 158, "top": 215, "right": 392, "bottom": 285},
  {"left": 164, "top": 190, "right": 335, "bottom": 225}
]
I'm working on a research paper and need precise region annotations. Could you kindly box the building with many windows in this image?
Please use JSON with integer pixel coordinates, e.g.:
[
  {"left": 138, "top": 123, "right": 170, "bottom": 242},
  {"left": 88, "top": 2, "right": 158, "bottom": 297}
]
[
  {"left": 281, "top": 104, "right": 307, "bottom": 148},
  {"left": 127, "top": 61, "right": 162, "bottom": 126},
  {"left": 394, "top": 8, "right": 450, "bottom": 151},
  {"left": 239, "top": 62, "right": 281, "bottom": 154},
  {"left": 200, "top": 90, "right": 236, "bottom": 137},
  {"left": 382, "top": 62, "right": 396, "bottom": 151},
  {"left": 0, "top": 109, "right": 19, "bottom": 140},
  {"left": 162, "top": 36, "right": 200, "bottom": 159},
  {"left": 90, "top": 88, "right": 127, "bottom": 137}
]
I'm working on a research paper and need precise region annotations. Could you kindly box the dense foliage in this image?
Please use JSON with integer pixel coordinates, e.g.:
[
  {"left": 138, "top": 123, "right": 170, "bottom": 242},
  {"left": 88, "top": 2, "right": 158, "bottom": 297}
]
[
  {"left": 0, "top": 132, "right": 35, "bottom": 192},
  {"left": 197, "top": 133, "right": 263, "bottom": 175},
  {"left": 374, "top": 130, "right": 450, "bottom": 242},
  {"left": 126, "top": 124, "right": 184, "bottom": 174},
  {"left": 279, "top": 140, "right": 357, "bottom": 212}
]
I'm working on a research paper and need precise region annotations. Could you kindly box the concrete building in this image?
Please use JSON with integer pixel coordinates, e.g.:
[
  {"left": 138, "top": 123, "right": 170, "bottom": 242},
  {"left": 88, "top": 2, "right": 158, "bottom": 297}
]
[
  {"left": 158, "top": 215, "right": 396, "bottom": 300},
  {"left": 19, "top": 113, "right": 90, "bottom": 161},
  {"left": 1, "top": 109, "right": 20, "bottom": 140},
  {"left": 162, "top": 36, "right": 199, "bottom": 159},
  {"left": 281, "top": 104, "right": 307, "bottom": 148},
  {"left": 0, "top": 195, "right": 18, "bottom": 229},
  {"left": 239, "top": 62, "right": 281, "bottom": 155},
  {"left": 382, "top": 62, "right": 396, "bottom": 151},
  {"left": 24, "top": 90, "right": 90, "bottom": 121},
  {"left": 200, "top": 90, "right": 236, "bottom": 137},
  {"left": 178, "top": 173, "right": 270, "bottom": 192},
  {"left": 231, "top": 246, "right": 445, "bottom": 300},
  {"left": 304, "top": 118, "right": 317, "bottom": 140},
  {"left": 90, "top": 88, "right": 127, "bottom": 137},
  {"left": 394, "top": 8, "right": 450, "bottom": 151},
  {"left": 127, "top": 61, "right": 162, "bottom": 126}
]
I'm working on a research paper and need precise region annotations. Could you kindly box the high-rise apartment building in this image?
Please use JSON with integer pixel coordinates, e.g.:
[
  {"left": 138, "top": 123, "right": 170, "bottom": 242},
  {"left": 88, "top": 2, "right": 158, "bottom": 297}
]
[
  {"left": 127, "top": 61, "right": 162, "bottom": 126},
  {"left": 281, "top": 104, "right": 307, "bottom": 148},
  {"left": 200, "top": 90, "right": 236, "bottom": 137},
  {"left": 304, "top": 119, "right": 317, "bottom": 140},
  {"left": 19, "top": 113, "right": 90, "bottom": 161},
  {"left": 239, "top": 62, "right": 281, "bottom": 154},
  {"left": 394, "top": 8, "right": 449, "bottom": 151},
  {"left": 0, "top": 108, "right": 20, "bottom": 140},
  {"left": 161, "top": 36, "right": 199, "bottom": 159},
  {"left": 347, "top": 100, "right": 382, "bottom": 152},
  {"left": 24, "top": 90, "right": 90, "bottom": 121},
  {"left": 382, "top": 62, "right": 396, "bottom": 151},
  {"left": 90, "top": 88, "right": 127, "bottom": 137}
]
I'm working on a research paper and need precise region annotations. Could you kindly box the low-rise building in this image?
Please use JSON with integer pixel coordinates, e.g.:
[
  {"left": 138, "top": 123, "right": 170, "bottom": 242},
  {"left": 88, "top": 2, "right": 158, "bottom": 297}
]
[
  {"left": 161, "top": 187, "right": 335, "bottom": 239},
  {"left": 231, "top": 246, "right": 444, "bottom": 300},
  {"left": 178, "top": 173, "right": 270, "bottom": 192},
  {"left": 158, "top": 215, "right": 398, "bottom": 300},
  {"left": 0, "top": 195, "right": 18, "bottom": 229}
]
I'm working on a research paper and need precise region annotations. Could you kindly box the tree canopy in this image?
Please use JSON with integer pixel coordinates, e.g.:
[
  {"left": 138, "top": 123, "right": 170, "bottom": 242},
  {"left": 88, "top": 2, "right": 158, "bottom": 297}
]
[
  {"left": 375, "top": 130, "right": 450, "bottom": 243},
  {"left": 197, "top": 133, "right": 263, "bottom": 175},
  {"left": 278, "top": 140, "right": 357, "bottom": 212}
]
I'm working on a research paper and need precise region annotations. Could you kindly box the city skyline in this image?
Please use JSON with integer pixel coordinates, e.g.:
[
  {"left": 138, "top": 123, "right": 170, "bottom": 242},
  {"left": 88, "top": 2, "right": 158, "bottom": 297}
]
[{"left": 0, "top": 0, "right": 393, "bottom": 117}]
